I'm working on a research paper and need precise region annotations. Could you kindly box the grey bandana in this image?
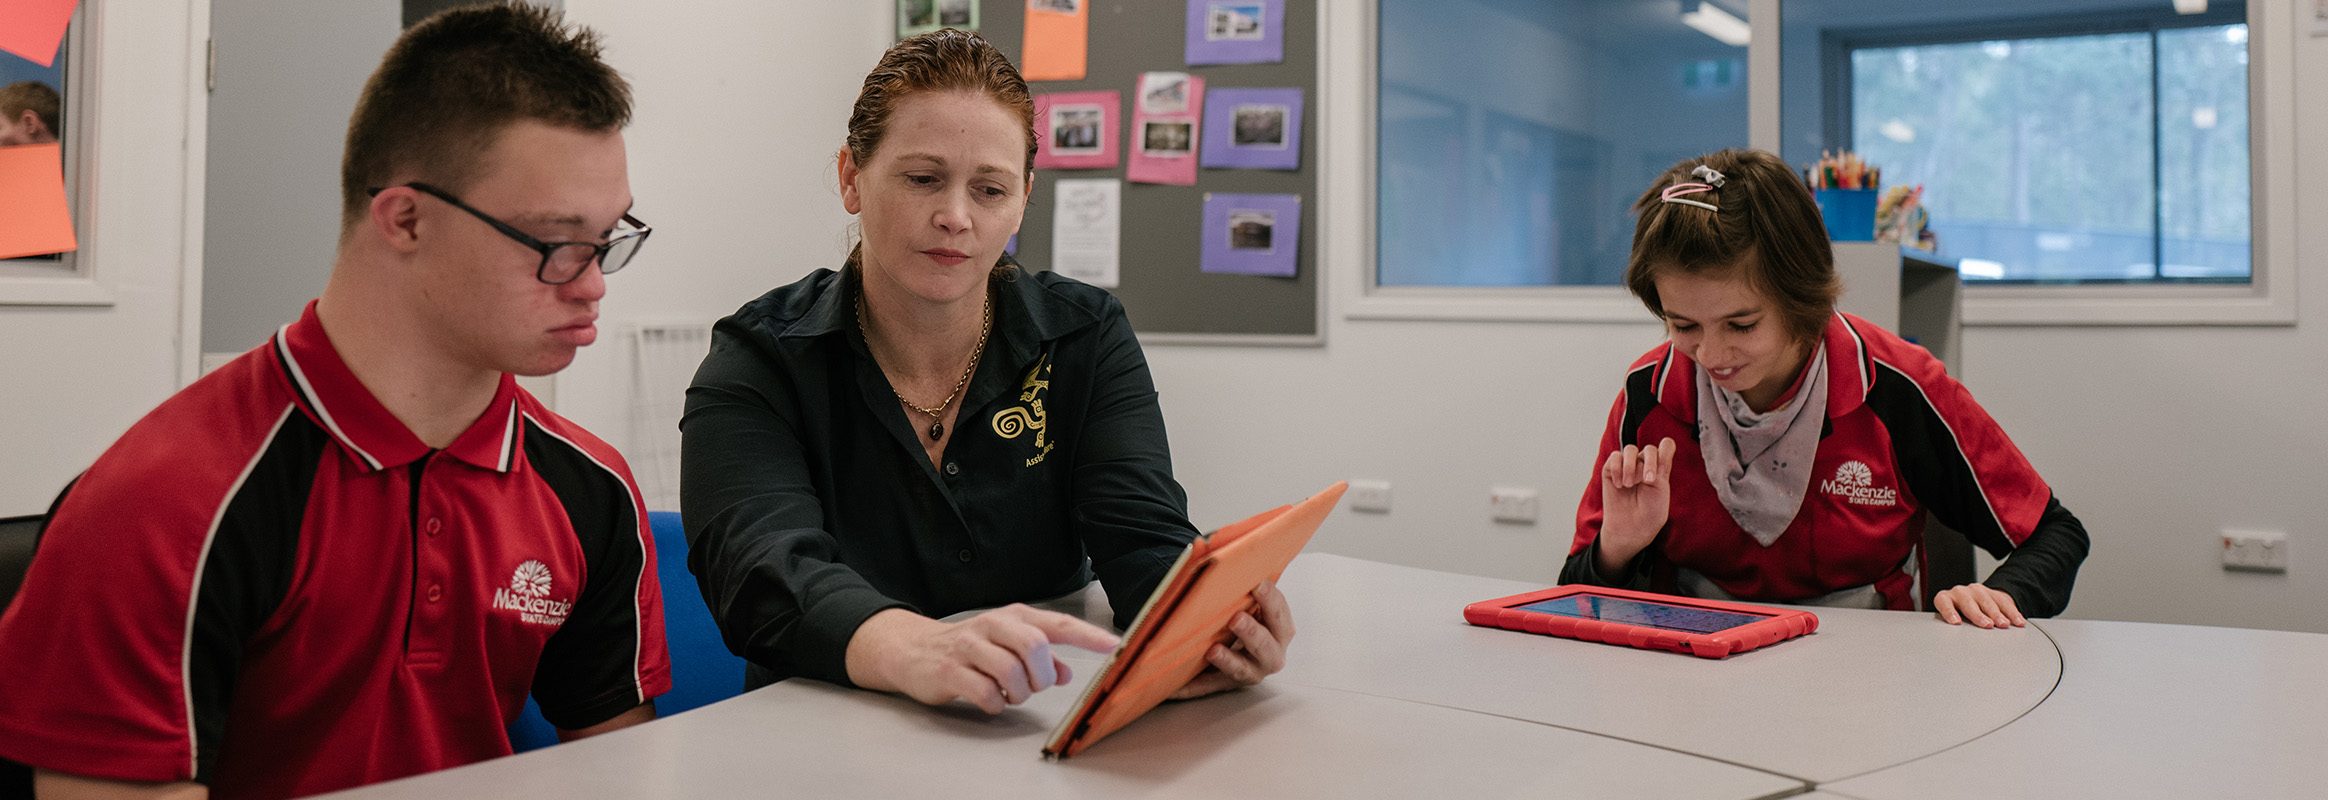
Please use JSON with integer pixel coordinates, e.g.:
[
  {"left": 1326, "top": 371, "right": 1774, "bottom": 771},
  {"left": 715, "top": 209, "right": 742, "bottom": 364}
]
[{"left": 1696, "top": 345, "right": 1827, "bottom": 546}]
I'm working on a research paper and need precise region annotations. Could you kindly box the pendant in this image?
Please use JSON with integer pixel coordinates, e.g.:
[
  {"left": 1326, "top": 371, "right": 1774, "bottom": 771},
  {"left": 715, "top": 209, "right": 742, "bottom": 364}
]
[{"left": 928, "top": 421, "right": 944, "bottom": 441}]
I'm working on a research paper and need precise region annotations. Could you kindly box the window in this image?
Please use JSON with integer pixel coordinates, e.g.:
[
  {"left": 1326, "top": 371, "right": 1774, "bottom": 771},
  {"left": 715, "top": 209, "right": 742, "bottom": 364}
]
[
  {"left": 0, "top": 7, "right": 88, "bottom": 293},
  {"left": 1375, "top": 0, "right": 1751, "bottom": 289},
  {"left": 1842, "top": 12, "right": 2249, "bottom": 284}
]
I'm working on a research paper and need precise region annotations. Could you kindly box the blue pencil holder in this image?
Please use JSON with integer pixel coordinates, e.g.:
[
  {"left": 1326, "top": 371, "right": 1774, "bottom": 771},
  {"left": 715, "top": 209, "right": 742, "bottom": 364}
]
[{"left": 1815, "top": 189, "right": 1878, "bottom": 242}]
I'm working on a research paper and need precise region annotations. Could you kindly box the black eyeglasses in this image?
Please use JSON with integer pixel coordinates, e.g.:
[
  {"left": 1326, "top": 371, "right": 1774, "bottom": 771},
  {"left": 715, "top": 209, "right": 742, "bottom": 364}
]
[{"left": 368, "top": 182, "right": 651, "bottom": 285}]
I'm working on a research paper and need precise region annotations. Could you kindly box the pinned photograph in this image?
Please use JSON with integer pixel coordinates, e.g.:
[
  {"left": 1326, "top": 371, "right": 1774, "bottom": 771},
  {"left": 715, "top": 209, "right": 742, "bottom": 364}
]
[
  {"left": 1051, "top": 104, "right": 1105, "bottom": 154},
  {"left": 1207, "top": 3, "right": 1266, "bottom": 41},
  {"left": 1140, "top": 73, "right": 1192, "bottom": 115},
  {"left": 1142, "top": 121, "right": 1194, "bottom": 158},
  {"left": 1031, "top": 0, "right": 1080, "bottom": 13},
  {"left": 1228, "top": 210, "right": 1276, "bottom": 253},
  {"left": 938, "top": 0, "right": 974, "bottom": 25},
  {"left": 900, "top": 0, "right": 977, "bottom": 37},
  {"left": 901, "top": 0, "right": 937, "bottom": 27},
  {"left": 1232, "top": 104, "right": 1287, "bottom": 149}
]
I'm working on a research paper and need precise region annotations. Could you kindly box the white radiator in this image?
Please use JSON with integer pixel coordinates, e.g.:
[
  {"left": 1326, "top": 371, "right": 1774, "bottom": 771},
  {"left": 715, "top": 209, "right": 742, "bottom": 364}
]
[{"left": 626, "top": 322, "right": 712, "bottom": 511}]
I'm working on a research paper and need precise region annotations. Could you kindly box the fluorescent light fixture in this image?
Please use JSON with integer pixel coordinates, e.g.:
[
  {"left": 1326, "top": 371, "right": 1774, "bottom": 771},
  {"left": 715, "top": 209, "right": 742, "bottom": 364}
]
[
  {"left": 2172, "top": 0, "right": 2206, "bottom": 14},
  {"left": 1681, "top": 1, "right": 1751, "bottom": 48},
  {"left": 1880, "top": 119, "right": 1917, "bottom": 144},
  {"left": 1958, "top": 258, "right": 2006, "bottom": 280}
]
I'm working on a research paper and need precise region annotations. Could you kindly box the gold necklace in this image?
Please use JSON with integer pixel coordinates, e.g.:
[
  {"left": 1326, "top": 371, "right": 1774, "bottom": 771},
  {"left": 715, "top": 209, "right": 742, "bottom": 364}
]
[{"left": 858, "top": 287, "right": 992, "bottom": 441}]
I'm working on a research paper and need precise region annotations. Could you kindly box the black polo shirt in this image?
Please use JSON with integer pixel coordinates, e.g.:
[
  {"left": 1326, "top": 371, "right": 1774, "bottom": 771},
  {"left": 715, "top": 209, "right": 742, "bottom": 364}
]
[{"left": 682, "top": 267, "right": 1197, "bottom": 687}]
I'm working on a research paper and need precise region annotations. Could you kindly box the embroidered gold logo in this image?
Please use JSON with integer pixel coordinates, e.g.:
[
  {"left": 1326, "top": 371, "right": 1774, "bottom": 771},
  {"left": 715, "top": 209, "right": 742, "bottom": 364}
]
[{"left": 992, "top": 356, "right": 1054, "bottom": 466}]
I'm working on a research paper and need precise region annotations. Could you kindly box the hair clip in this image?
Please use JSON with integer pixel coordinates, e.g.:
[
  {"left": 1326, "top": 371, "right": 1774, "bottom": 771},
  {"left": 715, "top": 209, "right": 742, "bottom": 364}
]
[
  {"left": 1691, "top": 164, "right": 1727, "bottom": 187},
  {"left": 1660, "top": 182, "right": 1719, "bottom": 212}
]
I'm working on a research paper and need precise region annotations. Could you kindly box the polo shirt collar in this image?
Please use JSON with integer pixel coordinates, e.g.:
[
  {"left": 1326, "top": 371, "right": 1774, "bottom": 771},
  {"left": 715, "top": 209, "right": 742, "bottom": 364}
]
[
  {"left": 1653, "top": 312, "right": 1872, "bottom": 422},
  {"left": 274, "top": 301, "right": 524, "bottom": 473}
]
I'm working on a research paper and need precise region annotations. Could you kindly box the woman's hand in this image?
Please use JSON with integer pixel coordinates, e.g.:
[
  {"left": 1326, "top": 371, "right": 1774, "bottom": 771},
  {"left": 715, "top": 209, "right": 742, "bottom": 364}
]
[
  {"left": 1596, "top": 438, "right": 1677, "bottom": 574},
  {"left": 1931, "top": 584, "right": 2028, "bottom": 629},
  {"left": 845, "top": 605, "right": 1121, "bottom": 713},
  {"left": 1170, "top": 581, "right": 1296, "bottom": 700}
]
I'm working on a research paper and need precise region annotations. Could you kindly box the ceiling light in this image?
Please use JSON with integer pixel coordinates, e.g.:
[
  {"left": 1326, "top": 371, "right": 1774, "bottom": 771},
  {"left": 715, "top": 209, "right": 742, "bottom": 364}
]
[
  {"left": 2173, "top": 0, "right": 2207, "bottom": 14},
  {"left": 1681, "top": 1, "right": 1751, "bottom": 48}
]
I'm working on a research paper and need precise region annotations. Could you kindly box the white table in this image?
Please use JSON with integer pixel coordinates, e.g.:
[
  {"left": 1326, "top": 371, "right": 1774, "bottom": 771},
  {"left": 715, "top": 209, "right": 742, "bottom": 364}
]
[
  {"left": 317, "top": 553, "right": 2322, "bottom": 798},
  {"left": 322, "top": 649, "right": 1804, "bottom": 799},
  {"left": 1824, "top": 618, "right": 2328, "bottom": 799},
  {"left": 1272, "top": 553, "right": 2062, "bottom": 782}
]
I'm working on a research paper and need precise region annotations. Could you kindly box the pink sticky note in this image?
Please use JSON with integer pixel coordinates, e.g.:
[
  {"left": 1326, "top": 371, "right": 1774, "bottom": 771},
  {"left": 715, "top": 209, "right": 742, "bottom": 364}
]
[
  {"left": 0, "top": 0, "right": 79, "bottom": 68},
  {"left": 0, "top": 143, "right": 78, "bottom": 259},
  {"left": 1034, "top": 91, "right": 1120, "bottom": 171}
]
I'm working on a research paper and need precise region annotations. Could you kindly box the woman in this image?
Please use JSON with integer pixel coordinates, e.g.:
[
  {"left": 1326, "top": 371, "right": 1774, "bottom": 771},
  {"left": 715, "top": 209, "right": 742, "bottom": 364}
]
[
  {"left": 1565, "top": 148, "right": 2088, "bottom": 627},
  {"left": 681, "top": 30, "right": 1291, "bottom": 714}
]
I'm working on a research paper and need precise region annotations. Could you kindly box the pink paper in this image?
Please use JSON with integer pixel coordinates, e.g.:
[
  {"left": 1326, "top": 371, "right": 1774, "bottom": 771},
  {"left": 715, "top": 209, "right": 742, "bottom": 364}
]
[
  {"left": 0, "top": 0, "right": 78, "bottom": 67},
  {"left": 1126, "top": 72, "right": 1203, "bottom": 186},
  {"left": 1033, "top": 91, "right": 1120, "bottom": 171}
]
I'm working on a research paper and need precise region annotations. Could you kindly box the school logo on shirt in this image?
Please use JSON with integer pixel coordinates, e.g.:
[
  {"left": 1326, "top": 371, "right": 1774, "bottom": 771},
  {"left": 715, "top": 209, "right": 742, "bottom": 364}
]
[
  {"left": 1820, "top": 460, "right": 1899, "bottom": 507},
  {"left": 992, "top": 355, "right": 1055, "bottom": 467},
  {"left": 491, "top": 559, "right": 572, "bottom": 627}
]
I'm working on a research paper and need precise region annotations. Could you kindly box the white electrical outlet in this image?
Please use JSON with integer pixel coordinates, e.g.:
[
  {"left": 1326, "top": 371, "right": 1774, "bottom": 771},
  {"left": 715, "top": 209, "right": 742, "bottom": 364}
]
[
  {"left": 1489, "top": 486, "right": 1540, "bottom": 524},
  {"left": 2221, "top": 529, "right": 2288, "bottom": 573},
  {"left": 1349, "top": 479, "right": 1393, "bottom": 514}
]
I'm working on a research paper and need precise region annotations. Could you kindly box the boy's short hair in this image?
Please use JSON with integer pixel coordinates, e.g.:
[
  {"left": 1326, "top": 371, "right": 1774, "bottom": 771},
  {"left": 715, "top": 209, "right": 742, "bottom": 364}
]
[
  {"left": 0, "top": 81, "right": 61, "bottom": 133},
  {"left": 338, "top": 3, "right": 632, "bottom": 228}
]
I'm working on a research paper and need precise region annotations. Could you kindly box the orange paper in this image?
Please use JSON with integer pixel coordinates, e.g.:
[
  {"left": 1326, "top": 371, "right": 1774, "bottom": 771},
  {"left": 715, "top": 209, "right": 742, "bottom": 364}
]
[
  {"left": 0, "top": 143, "right": 77, "bottom": 259},
  {"left": 0, "top": 0, "right": 79, "bottom": 67},
  {"left": 1020, "top": 0, "right": 1088, "bottom": 82}
]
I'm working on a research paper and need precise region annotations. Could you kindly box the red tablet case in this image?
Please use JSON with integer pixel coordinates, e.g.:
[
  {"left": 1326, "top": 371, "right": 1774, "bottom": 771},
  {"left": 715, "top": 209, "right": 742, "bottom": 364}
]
[
  {"left": 1463, "top": 585, "right": 1818, "bottom": 659},
  {"left": 1043, "top": 481, "right": 1348, "bottom": 758}
]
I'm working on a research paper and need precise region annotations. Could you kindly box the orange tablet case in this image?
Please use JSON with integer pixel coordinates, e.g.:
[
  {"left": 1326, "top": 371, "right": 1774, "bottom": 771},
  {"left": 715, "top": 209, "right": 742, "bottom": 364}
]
[{"left": 1042, "top": 481, "right": 1348, "bottom": 758}]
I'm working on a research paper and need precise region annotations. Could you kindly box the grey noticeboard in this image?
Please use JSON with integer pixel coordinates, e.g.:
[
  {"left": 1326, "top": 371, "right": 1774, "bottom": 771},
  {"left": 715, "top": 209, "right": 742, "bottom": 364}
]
[{"left": 967, "top": 0, "right": 1320, "bottom": 345}]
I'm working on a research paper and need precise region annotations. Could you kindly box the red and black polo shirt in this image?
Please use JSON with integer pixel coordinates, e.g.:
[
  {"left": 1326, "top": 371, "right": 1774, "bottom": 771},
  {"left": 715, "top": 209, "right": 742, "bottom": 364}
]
[
  {"left": 0, "top": 302, "right": 669, "bottom": 798},
  {"left": 1567, "top": 312, "right": 2060, "bottom": 611}
]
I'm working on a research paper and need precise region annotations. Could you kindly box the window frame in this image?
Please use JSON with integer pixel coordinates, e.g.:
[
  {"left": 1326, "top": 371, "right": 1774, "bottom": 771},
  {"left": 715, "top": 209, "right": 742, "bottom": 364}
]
[
  {"left": 1338, "top": 0, "right": 2294, "bottom": 326},
  {"left": 0, "top": 5, "right": 109, "bottom": 307}
]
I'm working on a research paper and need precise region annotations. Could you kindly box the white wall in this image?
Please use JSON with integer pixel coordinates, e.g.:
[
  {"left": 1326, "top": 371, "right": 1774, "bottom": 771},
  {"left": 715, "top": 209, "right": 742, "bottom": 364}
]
[
  {"left": 456, "top": 1, "right": 2328, "bottom": 633},
  {"left": 547, "top": 1, "right": 888, "bottom": 447},
  {"left": 0, "top": 4, "right": 205, "bottom": 517},
  {"left": 201, "top": 1, "right": 397, "bottom": 354}
]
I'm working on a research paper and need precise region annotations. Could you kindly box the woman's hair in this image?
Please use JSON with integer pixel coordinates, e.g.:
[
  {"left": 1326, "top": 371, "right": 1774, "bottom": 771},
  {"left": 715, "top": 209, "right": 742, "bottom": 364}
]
[
  {"left": 841, "top": 29, "right": 1034, "bottom": 276},
  {"left": 1624, "top": 148, "right": 1839, "bottom": 343}
]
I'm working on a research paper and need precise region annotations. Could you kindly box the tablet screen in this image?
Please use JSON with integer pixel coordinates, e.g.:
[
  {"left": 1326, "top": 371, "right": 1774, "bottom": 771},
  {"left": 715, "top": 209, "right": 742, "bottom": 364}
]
[{"left": 1514, "top": 594, "right": 1770, "bottom": 634}]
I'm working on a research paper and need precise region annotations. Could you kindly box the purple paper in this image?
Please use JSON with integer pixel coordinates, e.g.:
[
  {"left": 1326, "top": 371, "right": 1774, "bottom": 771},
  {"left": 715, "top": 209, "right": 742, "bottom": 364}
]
[
  {"left": 1200, "top": 87, "right": 1303, "bottom": 171},
  {"left": 1185, "top": 0, "right": 1284, "bottom": 66},
  {"left": 1201, "top": 193, "right": 1301, "bottom": 277}
]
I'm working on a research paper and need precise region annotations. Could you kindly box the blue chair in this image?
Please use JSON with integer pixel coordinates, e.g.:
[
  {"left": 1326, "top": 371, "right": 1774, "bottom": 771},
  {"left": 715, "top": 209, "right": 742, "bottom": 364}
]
[{"left": 509, "top": 510, "right": 745, "bottom": 751}]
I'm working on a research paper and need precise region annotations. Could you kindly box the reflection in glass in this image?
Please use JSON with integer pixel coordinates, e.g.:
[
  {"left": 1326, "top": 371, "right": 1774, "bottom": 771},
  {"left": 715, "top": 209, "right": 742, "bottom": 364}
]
[
  {"left": 1, "top": 16, "right": 73, "bottom": 266},
  {"left": 1377, "top": 0, "right": 1749, "bottom": 287}
]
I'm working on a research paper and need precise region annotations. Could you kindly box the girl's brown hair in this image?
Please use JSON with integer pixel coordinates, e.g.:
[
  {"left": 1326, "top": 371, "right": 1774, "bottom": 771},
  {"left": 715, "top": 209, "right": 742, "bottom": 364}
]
[
  {"left": 841, "top": 29, "right": 1034, "bottom": 275},
  {"left": 1624, "top": 148, "right": 1839, "bottom": 343}
]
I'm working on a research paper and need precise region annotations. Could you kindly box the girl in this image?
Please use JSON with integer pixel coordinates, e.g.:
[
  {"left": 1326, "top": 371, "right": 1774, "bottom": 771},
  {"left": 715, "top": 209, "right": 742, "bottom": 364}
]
[{"left": 1565, "top": 148, "right": 2087, "bottom": 627}]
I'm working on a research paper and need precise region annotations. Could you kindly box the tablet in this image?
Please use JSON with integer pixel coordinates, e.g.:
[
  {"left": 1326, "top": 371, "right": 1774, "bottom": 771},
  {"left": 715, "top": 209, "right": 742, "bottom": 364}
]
[
  {"left": 1042, "top": 481, "right": 1348, "bottom": 758},
  {"left": 1463, "top": 585, "right": 1817, "bottom": 659}
]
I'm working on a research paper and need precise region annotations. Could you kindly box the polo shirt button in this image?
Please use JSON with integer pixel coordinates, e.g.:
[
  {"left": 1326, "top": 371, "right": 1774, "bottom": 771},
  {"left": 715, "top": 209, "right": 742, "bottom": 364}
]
[
  {"left": 956, "top": 548, "right": 974, "bottom": 563},
  {"left": 425, "top": 518, "right": 442, "bottom": 536},
  {"left": 944, "top": 462, "right": 960, "bottom": 476},
  {"left": 426, "top": 583, "right": 443, "bottom": 602}
]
